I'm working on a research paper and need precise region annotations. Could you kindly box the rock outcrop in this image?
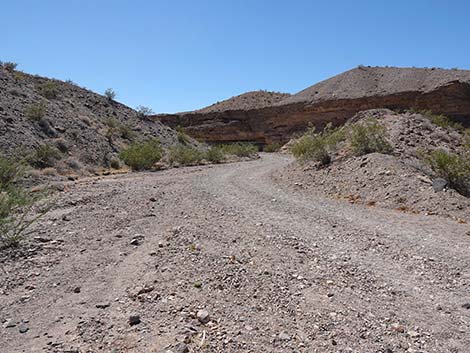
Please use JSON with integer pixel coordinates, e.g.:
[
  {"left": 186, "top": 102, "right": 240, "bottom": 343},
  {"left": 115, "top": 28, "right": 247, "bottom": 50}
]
[{"left": 156, "top": 67, "right": 470, "bottom": 146}]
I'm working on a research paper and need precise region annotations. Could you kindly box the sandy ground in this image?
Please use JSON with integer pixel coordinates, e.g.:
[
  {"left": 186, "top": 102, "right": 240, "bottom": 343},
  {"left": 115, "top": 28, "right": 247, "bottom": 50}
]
[{"left": 1, "top": 154, "right": 470, "bottom": 353}]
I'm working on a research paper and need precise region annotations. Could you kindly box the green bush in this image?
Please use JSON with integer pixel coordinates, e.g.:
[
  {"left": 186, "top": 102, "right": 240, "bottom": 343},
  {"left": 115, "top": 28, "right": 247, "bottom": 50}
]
[
  {"left": 28, "top": 144, "right": 62, "bottom": 169},
  {"left": 104, "top": 117, "right": 135, "bottom": 141},
  {"left": 419, "top": 110, "right": 464, "bottom": 131},
  {"left": 2, "top": 62, "right": 17, "bottom": 71},
  {"left": 349, "top": 119, "right": 392, "bottom": 156},
  {"left": 136, "top": 106, "right": 154, "bottom": 117},
  {"left": 0, "top": 156, "right": 48, "bottom": 248},
  {"left": 176, "top": 126, "right": 191, "bottom": 145},
  {"left": 25, "top": 103, "right": 46, "bottom": 121},
  {"left": 38, "top": 81, "right": 58, "bottom": 99},
  {"left": 426, "top": 149, "right": 470, "bottom": 196},
  {"left": 264, "top": 142, "right": 282, "bottom": 152},
  {"left": 104, "top": 88, "right": 116, "bottom": 100},
  {"left": 169, "top": 145, "right": 204, "bottom": 166},
  {"left": 220, "top": 143, "right": 258, "bottom": 157},
  {"left": 119, "top": 139, "right": 163, "bottom": 170},
  {"left": 291, "top": 124, "right": 345, "bottom": 164},
  {"left": 291, "top": 134, "right": 331, "bottom": 165},
  {"left": 205, "top": 146, "right": 224, "bottom": 163}
]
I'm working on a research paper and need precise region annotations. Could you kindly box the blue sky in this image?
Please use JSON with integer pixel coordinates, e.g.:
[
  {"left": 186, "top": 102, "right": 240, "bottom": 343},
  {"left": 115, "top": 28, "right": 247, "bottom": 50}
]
[{"left": 2, "top": 0, "right": 470, "bottom": 113}]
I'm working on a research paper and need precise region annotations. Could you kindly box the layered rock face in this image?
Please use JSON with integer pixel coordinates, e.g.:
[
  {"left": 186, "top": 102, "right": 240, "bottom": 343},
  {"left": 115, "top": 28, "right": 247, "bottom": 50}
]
[{"left": 156, "top": 67, "right": 470, "bottom": 145}]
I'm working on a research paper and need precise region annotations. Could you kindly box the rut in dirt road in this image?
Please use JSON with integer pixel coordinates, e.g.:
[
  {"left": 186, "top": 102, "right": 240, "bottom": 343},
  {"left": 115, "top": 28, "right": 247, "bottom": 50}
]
[{"left": 1, "top": 154, "right": 470, "bottom": 353}]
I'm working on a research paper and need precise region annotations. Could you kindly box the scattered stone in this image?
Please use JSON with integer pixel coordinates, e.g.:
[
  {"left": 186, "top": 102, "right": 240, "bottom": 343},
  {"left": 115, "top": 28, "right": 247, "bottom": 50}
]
[
  {"left": 432, "top": 178, "right": 448, "bottom": 192},
  {"left": 73, "top": 286, "right": 81, "bottom": 293},
  {"left": 62, "top": 215, "right": 71, "bottom": 222},
  {"left": 129, "top": 314, "right": 141, "bottom": 326},
  {"left": 196, "top": 309, "right": 210, "bottom": 324},
  {"left": 169, "top": 343, "right": 189, "bottom": 353},
  {"left": 462, "top": 303, "right": 470, "bottom": 309},
  {"left": 19, "top": 325, "right": 29, "bottom": 333},
  {"left": 149, "top": 197, "right": 157, "bottom": 202},
  {"left": 391, "top": 323, "right": 405, "bottom": 333},
  {"left": 4, "top": 319, "right": 16, "bottom": 328},
  {"left": 130, "top": 238, "right": 140, "bottom": 246},
  {"left": 96, "top": 302, "right": 110, "bottom": 309},
  {"left": 278, "top": 332, "right": 291, "bottom": 341}
]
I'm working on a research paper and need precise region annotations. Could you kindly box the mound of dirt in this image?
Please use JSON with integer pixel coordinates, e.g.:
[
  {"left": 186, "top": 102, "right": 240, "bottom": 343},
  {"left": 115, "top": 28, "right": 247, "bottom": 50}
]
[
  {"left": 278, "top": 66, "right": 470, "bottom": 105},
  {"left": 0, "top": 66, "right": 179, "bottom": 172},
  {"left": 275, "top": 109, "right": 470, "bottom": 222},
  {"left": 196, "top": 90, "right": 291, "bottom": 113}
]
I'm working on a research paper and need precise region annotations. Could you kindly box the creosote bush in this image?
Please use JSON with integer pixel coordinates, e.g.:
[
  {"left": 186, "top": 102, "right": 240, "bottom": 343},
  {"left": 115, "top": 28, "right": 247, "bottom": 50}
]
[
  {"left": 119, "top": 139, "right": 163, "bottom": 170},
  {"left": 220, "top": 143, "right": 258, "bottom": 157},
  {"left": 169, "top": 145, "right": 204, "bottom": 166},
  {"left": 204, "top": 146, "right": 224, "bottom": 163},
  {"left": 426, "top": 149, "right": 470, "bottom": 197},
  {"left": 104, "top": 88, "right": 116, "bottom": 100},
  {"left": 349, "top": 119, "right": 392, "bottom": 156},
  {"left": 0, "top": 156, "right": 48, "bottom": 248},
  {"left": 37, "top": 81, "right": 58, "bottom": 99},
  {"left": 104, "top": 117, "right": 135, "bottom": 141},
  {"left": 2, "top": 61, "right": 18, "bottom": 71},
  {"left": 176, "top": 126, "right": 192, "bottom": 145},
  {"left": 291, "top": 124, "right": 346, "bottom": 165},
  {"left": 416, "top": 109, "right": 464, "bottom": 131},
  {"left": 136, "top": 106, "right": 154, "bottom": 117},
  {"left": 28, "top": 144, "right": 63, "bottom": 169},
  {"left": 264, "top": 142, "right": 282, "bottom": 153},
  {"left": 25, "top": 103, "right": 46, "bottom": 121}
]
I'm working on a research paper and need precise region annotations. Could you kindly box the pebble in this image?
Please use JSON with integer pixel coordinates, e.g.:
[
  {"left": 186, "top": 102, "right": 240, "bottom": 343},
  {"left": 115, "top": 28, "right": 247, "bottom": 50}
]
[
  {"left": 4, "top": 319, "right": 16, "bottom": 328},
  {"left": 96, "top": 302, "right": 110, "bottom": 309},
  {"left": 73, "top": 286, "right": 81, "bottom": 293},
  {"left": 196, "top": 309, "right": 210, "bottom": 324},
  {"left": 462, "top": 303, "right": 470, "bottom": 309},
  {"left": 130, "top": 238, "right": 140, "bottom": 246},
  {"left": 19, "top": 325, "right": 29, "bottom": 333},
  {"left": 129, "top": 314, "right": 141, "bottom": 326},
  {"left": 278, "top": 332, "right": 291, "bottom": 341}
]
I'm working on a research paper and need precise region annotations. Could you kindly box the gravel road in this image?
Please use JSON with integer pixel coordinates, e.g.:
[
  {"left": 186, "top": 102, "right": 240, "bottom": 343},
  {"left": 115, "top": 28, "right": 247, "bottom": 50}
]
[{"left": 1, "top": 154, "right": 470, "bottom": 353}]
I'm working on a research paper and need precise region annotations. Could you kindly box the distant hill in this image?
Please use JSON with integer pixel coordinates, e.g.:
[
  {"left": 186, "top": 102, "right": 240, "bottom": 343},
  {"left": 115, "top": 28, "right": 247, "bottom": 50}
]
[
  {"left": 0, "top": 65, "right": 179, "bottom": 172},
  {"left": 278, "top": 66, "right": 470, "bottom": 105},
  {"left": 196, "top": 90, "right": 291, "bottom": 113}
]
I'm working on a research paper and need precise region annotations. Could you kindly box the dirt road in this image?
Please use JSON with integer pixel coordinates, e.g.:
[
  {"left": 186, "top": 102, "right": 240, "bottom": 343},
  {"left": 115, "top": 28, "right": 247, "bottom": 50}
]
[{"left": 1, "top": 154, "right": 470, "bottom": 353}]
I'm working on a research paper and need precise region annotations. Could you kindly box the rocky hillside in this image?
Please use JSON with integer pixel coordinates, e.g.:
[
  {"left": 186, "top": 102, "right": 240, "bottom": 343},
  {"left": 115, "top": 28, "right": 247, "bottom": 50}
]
[
  {"left": 196, "top": 90, "right": 290, "bottom": 113},
  {"left": 156, "top": 66, "right": 470, "bottom": 146},
  {"left": 275, "top": 109, "right": 470, "bottom": 222},
  {"left": 0, "top": 65, "right": 179, "bottom": 173}
]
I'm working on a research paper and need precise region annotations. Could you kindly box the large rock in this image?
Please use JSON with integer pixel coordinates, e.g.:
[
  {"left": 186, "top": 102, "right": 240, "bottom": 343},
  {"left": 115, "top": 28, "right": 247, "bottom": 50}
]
[{"left": 156, "top": 67, "right": 470, "bottom": 146}]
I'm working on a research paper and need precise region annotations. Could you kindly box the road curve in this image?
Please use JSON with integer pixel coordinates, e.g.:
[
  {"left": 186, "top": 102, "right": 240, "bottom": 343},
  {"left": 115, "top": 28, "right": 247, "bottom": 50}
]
[{"left": 1, "top": 154, "right": 469, "bottom": 353}]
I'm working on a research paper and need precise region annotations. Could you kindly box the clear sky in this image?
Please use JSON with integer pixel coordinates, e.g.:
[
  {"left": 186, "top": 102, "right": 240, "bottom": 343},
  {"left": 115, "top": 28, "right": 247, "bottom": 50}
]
[{"left": 2, "top": 0, "right": 470, "bottom": 113}]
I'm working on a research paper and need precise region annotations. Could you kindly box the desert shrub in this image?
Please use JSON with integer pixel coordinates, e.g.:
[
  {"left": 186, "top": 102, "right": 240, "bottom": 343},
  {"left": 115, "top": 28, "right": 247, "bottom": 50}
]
[
  {"left": 0, "top": 156, "right": 48, "bottom": 248},
  {"left": 54, "top": 138, "right": 69, "bottom": 153},
  {"left": 426, "top": 149, "right": 470, "bottom": 196},
  {"left": 291, "top": 134, "right": 331, "bottom": 165},
  {"left": 264, "top": 142, "right": 282, "bottom": 152},
  {"left": 136, "top": 106, "right": 154, "bottom": 117},
  {"left": 169, "top": 145, "right": 204, "bottom": 166},
  {"left": 291, "top": 124, "right": 345, "bottom": 164},
  {"left": 28, "top": 144, "right": 62, "bottom": 169},
  {"left": 119, "top": 139, "right": 163, "bottom": 170},
  {"left": 176, "top": 126, "right": 191, "bottom": 144},
  {"left": 220, "top": 143, "right": 258, "bottom": 157},
  {"left": 104, "top": 117, "right": 135, "bottom": 141},
  {"left": 349, "top": 119, "right": 393, "bottom": 156},
  {"left": 41, "top": 167, "right": 58, "bottom": 176},
  {"left": 418, "top": 110, "right": 464, "bottom": 131},
  {"left": 38, "top": 81, "right": 58, "bottom": 99},
  {"left": 104, "top": 88, "right": 116, "bottom": 100},
  {"left": 109, "top": 158, "right": 121, "bottom": 169},
  {"left": 2, "top": 62, "right": 17, "bottom": 71},
  {"left": 25, "top": 103, "right": 46, "bottom": 121},
  {"left": 204, "top": 146, "right": 224, "bottom": 163}
]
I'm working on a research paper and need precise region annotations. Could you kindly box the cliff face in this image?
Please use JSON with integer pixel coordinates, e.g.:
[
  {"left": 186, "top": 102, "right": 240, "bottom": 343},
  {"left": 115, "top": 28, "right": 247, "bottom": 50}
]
[{"left": 156, "top": 73, "right": 470, "bottom": 146}]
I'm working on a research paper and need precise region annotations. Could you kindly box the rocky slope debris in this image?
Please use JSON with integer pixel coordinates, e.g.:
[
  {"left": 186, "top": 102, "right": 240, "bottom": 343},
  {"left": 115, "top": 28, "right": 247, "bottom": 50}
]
[
  {"left": 275, "top": 109, "right": 470, "bottom": 222},
  {"left": 0, "top": 65, "right": 179, "bottom": 173}
]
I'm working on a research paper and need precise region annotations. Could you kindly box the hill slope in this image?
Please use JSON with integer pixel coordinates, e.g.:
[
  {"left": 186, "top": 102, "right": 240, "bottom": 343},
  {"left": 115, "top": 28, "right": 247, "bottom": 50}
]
[
  {"left": 0, "top": 66, "right": 179, "bottom": 172},
  {"left": 279, "top": 66, "right": 470, "bottom": 105},
  {"left": 196, "top": 90, "right": 291, "bottom": 113}
]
